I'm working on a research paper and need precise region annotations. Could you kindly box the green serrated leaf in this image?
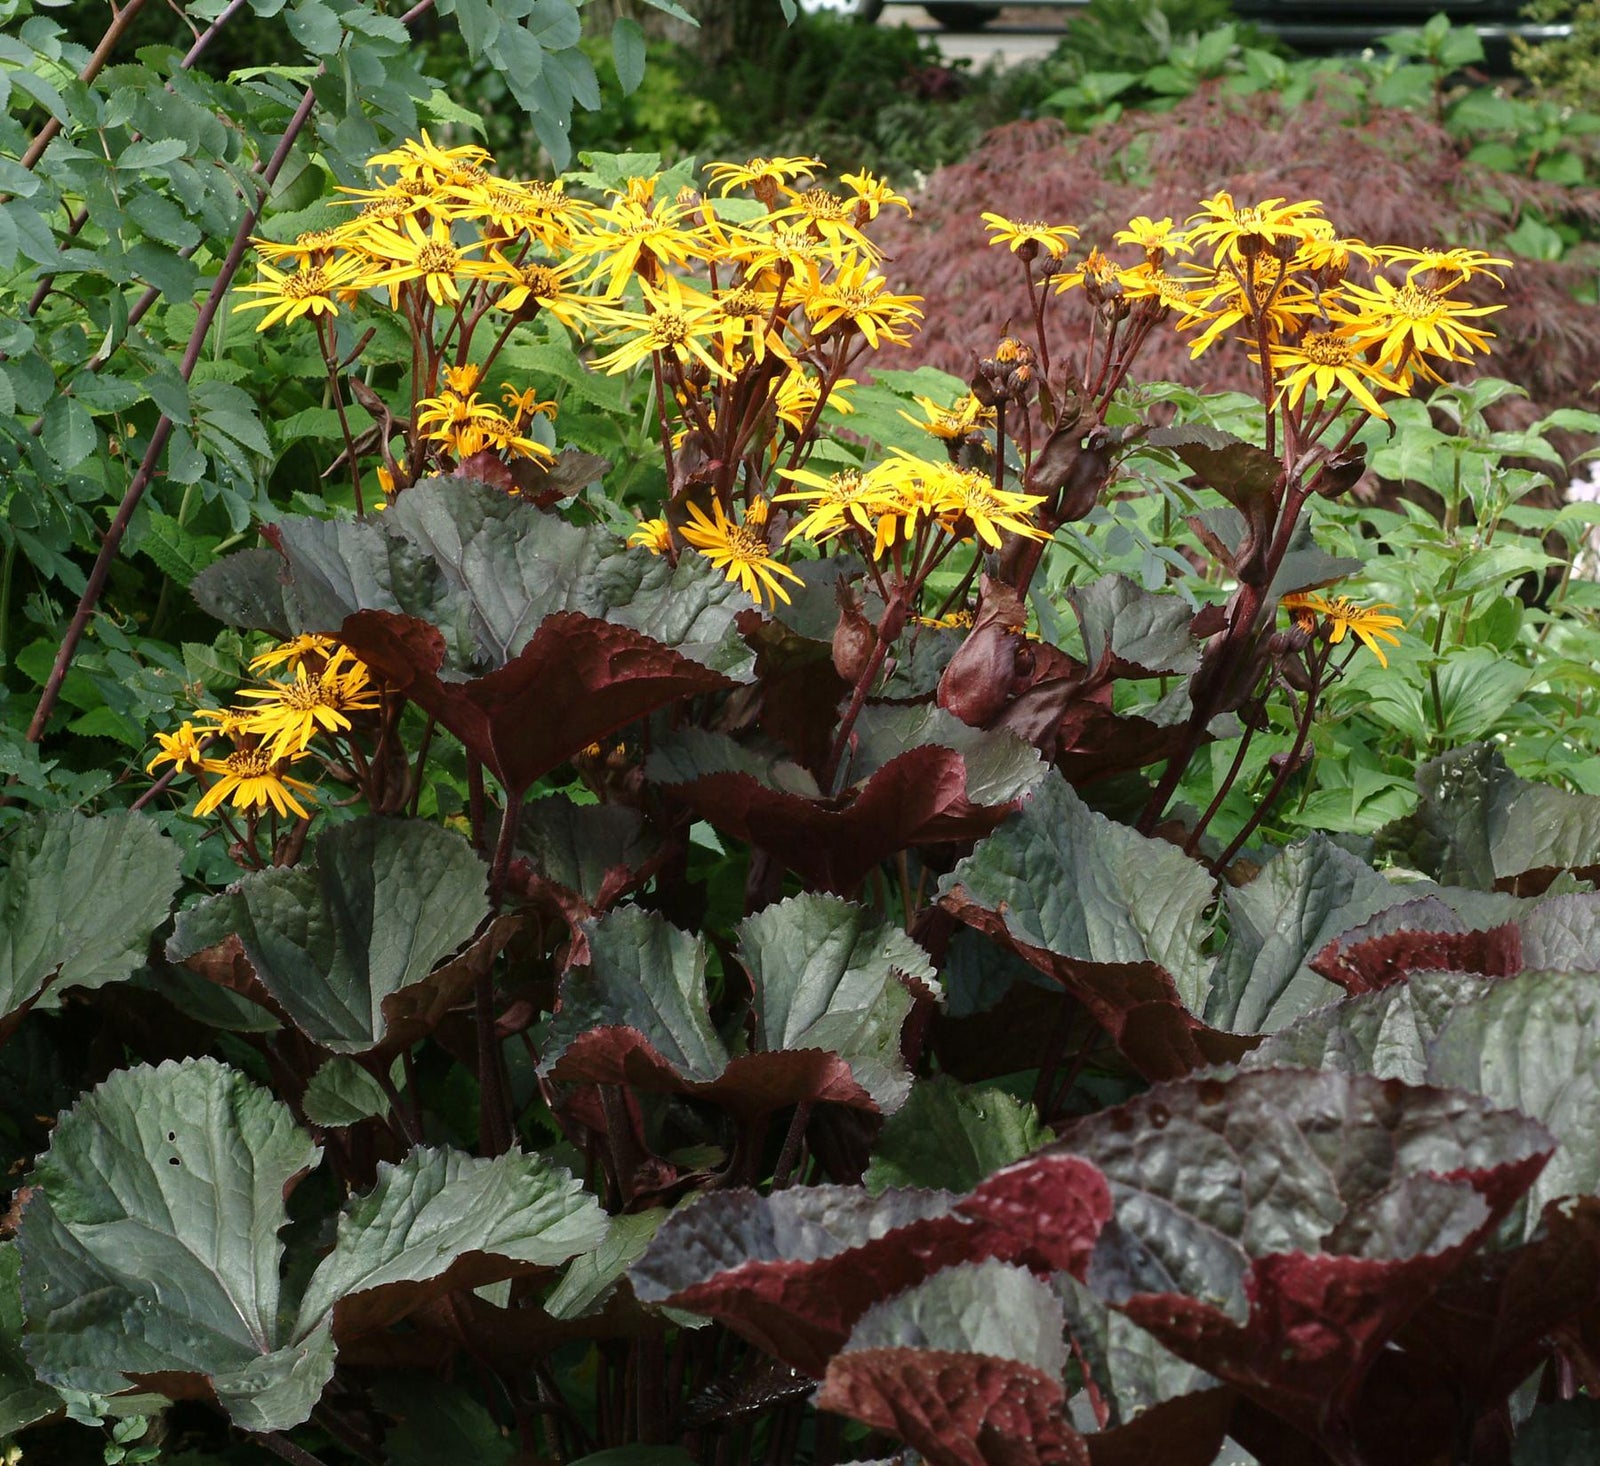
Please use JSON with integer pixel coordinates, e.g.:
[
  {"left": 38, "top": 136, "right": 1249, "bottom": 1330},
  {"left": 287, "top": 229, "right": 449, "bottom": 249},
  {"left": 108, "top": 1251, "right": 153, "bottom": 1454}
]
[
  {"left": 293, "top": 1146, "right": 607, "bottom": 1336},
  {"left": 18, "top": 1058, "right": 335, "bottom": 1433},
  {"left": 611, "top": 16, "right": 645, "bottom": 93},
  {"left": 0, "top": 811, "right": 181, "bottom": 1030},
  {"left": 167, "top": 818, "right": 491, "bottom": 1054},
  {"left": 864, "top": 1075, "right": 1050, "bottom": 1195}
]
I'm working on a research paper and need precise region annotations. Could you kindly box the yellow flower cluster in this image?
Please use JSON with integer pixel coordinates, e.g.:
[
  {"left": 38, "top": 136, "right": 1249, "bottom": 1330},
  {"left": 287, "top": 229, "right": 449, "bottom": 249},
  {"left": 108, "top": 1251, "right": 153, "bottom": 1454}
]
[
  {"left": 778, "top": 449, "right": 1050, "bottom": 562},
  {"left": 981, "top": 195, "right": 1506, "bottom": 422},
  {"left": 147, "top": 635, "right": 377, "bottom": 821}
]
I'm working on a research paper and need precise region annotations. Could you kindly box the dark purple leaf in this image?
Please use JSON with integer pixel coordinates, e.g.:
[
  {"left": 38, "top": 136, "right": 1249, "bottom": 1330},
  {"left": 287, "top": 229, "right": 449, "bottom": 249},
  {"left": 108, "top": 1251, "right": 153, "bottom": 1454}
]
[
  {"left": 630, "top": 1157, "right": 1112, "bottom": 1376},
  {"left": 338, "top": 609, "right": 733, "bottom": 797},
  {"left": 1045, "top": 1069, "right": 1552, "bottom": 1436}
]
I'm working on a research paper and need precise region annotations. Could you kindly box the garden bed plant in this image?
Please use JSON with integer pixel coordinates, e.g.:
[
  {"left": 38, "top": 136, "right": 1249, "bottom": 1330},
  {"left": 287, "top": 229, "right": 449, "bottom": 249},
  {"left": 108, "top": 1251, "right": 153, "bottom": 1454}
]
[{"left": 9, "top": 5, "right": 1600, "bottom": 1466}]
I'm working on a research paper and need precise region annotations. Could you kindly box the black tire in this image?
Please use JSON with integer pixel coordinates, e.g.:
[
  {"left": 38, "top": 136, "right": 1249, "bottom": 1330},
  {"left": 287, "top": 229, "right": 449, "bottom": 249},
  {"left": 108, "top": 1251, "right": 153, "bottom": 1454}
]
[{"left": 924, "top": 3, "right": 999, "bottom": 28}]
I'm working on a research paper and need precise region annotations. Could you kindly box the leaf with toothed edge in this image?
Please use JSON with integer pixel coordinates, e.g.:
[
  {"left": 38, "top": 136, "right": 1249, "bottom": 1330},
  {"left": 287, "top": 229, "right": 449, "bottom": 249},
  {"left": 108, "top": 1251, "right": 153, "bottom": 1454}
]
[
  {"left": 541, "top": 898, "right": 937, "bottom": 1116},
  {"left": 166, "top": 817, "right": 493, "bottom": 1056},
  {"left": 817, "top": 1259, "right": 1092, "bottom": 1466},
  {"left": 1039, "top": 1067, "right": 1552, "bottom": 1432},
  {"left": 629, "top": 1155, "right": 1112, "bottom": 1377}
]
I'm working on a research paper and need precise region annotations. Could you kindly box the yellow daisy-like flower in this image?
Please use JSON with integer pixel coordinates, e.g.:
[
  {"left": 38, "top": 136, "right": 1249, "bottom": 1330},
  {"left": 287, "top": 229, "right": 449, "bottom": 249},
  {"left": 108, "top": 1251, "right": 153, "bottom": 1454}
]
[
  {"left": 771, "top": 184, "right": 877, "bottom": 263},
  {"left": 146, "top": 721, "right": 208, "bottom": 777},
  {"left": 570, "top": 193, "right": 709, "bottom": 298},
  {"left": 1263, "top": 331, "right": 1402, "bottom": 419},
  {"left": 234, "top": 655, "right": 379, "bottom": 760},
  {"left": 704, "top": 155, "right": 824, "bottom": 197},
  {"left": 250, "top": 228, "right": 346, "bottom": 265},
  {"left": 483, "top": 251, "right": 597, "bottom": 332},
  {"left": 628, "top": 518, "right": 672, "bottom": 554},
  {"left": 194, "top": 749, "right": 316, "bottom": 821},
  {"left": 1333, "top": 276, "right": 1503, "bottom": 368},
  {"left": 231, "top": 251, "right": 372, "bottom": 331},
  {"left": 366, "top": 130, "right": 492, "bottom": 187},
  {"left": 801, "top": 256, "right": 923, "bottom": 349},
  {"left": 775, "top": 465, "right": 880, "bottom": 543},
  {"left": 898, "top": 392, "right": 994, "bottom": 442},
  {"left": 1112, "top": 215, "right": 1189, "bottom": 260},
  {"left": 980, "top": 212, "right": 1080, "bottom": 258},
  {"left": 1051, "top": 246, "right": 1122, "bottom": 297},
  {"left": 248, "top": 633, "right": 340, "bottom": 675},
  {"left": 774, "top": 368, "right": 854, "bottom": 432},
  {"left": 678, "top": 499, "right": 805, "bottom": 608},
  {"left": 1375, "top": 245, "right": 1512, "bottom": 288},
  {"left": 362, "top": 213, "right": 488, "bottom": 308},
  {"left": 839, "top": 169, "right": 911, "bottom": 221},
  {"left": 1185, "top": 192, "right": 1327, "bottom": 264},
  {"left": 1283, "top": 593, "right": 1405, "bottom": 668},
  {"left": 920, "top": 459, "right": 1050, "bottom": 548},
  {"left": 591, "top": 272, "right": 732, "bottom": 380},
  {"left": 1176, "top": 264, "right": 1321, "bottom": 356}
]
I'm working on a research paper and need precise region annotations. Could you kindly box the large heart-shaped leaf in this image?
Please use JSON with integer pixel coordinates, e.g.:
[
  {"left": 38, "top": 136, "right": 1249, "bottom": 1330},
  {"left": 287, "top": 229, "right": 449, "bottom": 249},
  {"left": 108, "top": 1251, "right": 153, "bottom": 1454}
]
[
  {"left": 18, "top": 1058, "right": 333, "bottom": 1432},
  {"left": 338, "top": 609, "right": 736, "bottom": 799},
  {"left": 0, "top": 811, "right": 181, "bottom": 1041},
  {"left": 938, "top": 770, "right": 1230, "bottom": 1079},
  {"left": 1249, "top": 967, "right": 1600, "bottom": 1236},
  {"left": 649, "top": 719, "right": 1041, "bottom": 895},
  {"left": 212, "top": 479, "right": 754, "bottom": 680},
  {"left": 19, "top": 1059, "right": 606, "bottom": 1432},
  {"left": 542, "top": 897, "right": 934, "bottom": 1115},
  {"left": 167, "top": 817, "right": 492, "bottom": 1055},
  {"left": 817, "top": 1259, "right": 1090, "bottom": 1466},
  {"left": 1204, "top": 835, "right": 1405, "bottom": 1034},
  {"left": 1394, "top": 742, "right": 1600, "bottom": 894},
  {"left": 0, "top": 1242, "right": 57, "bottom": 1437},
  {"left": 1064, "top": 574, "right": 1201, "bottom": 679},
  {"left": 294, "top": 1146, "right": 608, "bottom": 1338},
  {"left": 863, "top": 1074, "right": 1050, "bottom": 1196},
  {"left": 1048, "top": 1069, "right": 1552, "bottom": 1435},
  {"left": 629, "top": 1155, "right": 1111, "bottom": 1376}
]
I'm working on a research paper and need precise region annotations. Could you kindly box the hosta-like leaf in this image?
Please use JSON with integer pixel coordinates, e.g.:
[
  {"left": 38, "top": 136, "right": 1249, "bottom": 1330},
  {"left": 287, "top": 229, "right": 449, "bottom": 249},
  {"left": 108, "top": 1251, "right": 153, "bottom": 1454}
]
[
  {"left": 737, "top": 893, "right": 939, "bottom": 1112},
  {"left": 168, "top": 818, "right": 492, "bottom": 1055},
  {"left": 1048, "top": 1068, "right": 1551, "bottom": 1432},
  {"left": 18, "top": 1058, "right": 333, "bottom": 1433},
  {"left": 817, "top": 1259, "right": 1090, "bottom": 1466},
  {"left": 1205, "top": 835, "right": 1403, "bottom": 1034},
  {"left": 1056, "top": 1274, "right": 1233, "bottom": 1464},
  {"left": 630, "top": 1155, "right": 1110, "bottom": 1376},
  {"left": 20, "top": 1060, "right": 608, "bottom": 1432},
  {"left": 542, "top": 899, "right": 934, "bottom": 1115},
  {"left": 939, "top": 770, "right": 1228, "bottom": 1079},
  {"left": 1250, "top": 968, "right": 1600, "bottom": 1237},
  {"left": 0, "top": 811, "right": 181, "bottom": 1040},
  {"left": 293, "top": 1147, "right": 608, "bottom": 1338}
]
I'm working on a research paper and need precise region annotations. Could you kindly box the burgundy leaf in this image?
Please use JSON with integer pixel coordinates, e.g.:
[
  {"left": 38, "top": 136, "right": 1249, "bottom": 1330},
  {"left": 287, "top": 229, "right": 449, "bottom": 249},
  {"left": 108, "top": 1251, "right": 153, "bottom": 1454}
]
[
  {"left": 662, "top": 744, "right": 1019, "bottom": 895},
  {"left": 819, "top": 1349, "right": 1089, "bottom": 1466},
  {"left": 337, "top": 608, "right": 733, "bottom": 796},
  {"left": 1310, "top": 923, "right": 1523, "bottom": 993},
  {"left": 630, "top": 1157, "right": 1112, "bottom": 1376},
  {"left": 548, "top": 1031, "right": 876, "bottom": 1118},
  {"left": 1047, "top": 1069, "right": 1553, "bottom": 1440}
]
